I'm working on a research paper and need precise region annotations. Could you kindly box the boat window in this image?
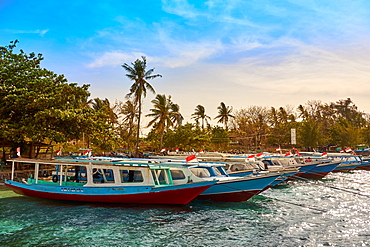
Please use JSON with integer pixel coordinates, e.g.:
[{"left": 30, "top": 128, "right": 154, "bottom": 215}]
[
  {"left": 170, "top": 170, "right": 186, "bottom": 180},
  {"left": 120, "top": 170, "right": 143, "bottom": 183},
  {"left": 214, "top": 166, "right": 227, "bottom": 176},
  {"left": 295, "top": 158, "right": 304, "bottom": 164},
  {"left": 272, "top": 161, "right": 280, "bottom": 166},
  {"left": 262, "top": 160, "right": 271, "bottom": 166},
  {"left": 151, "top": 169, "right": 172, "bottom": 185},
  {"left": 190, "top": 168, "right": 211, "bottom": 178},
  {"left": 279, "top": 160, "right": 289, "bottom": 166},
  {"left": 92, "top": 168, "right": 105, "bottom": 184},
  {"left": 101, "top": 169, "right": 115, "bottom": 183},
  {"left": 230, "top": 164, "right": 246, "bottom": 172}
]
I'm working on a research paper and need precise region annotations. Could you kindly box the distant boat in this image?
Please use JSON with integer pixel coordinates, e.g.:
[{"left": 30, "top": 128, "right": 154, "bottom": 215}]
[
  {"left": 4, "top": 158, "right": 216, "bottom": 205},
  {"left": 261, "top": 156, "right": 340, "bottom": 179},
  {"left": 223, "top": 157, "right": 325, "bottom": 180},
  {"left": 184, "top": 163, "right": 281, "bottom": 202}
]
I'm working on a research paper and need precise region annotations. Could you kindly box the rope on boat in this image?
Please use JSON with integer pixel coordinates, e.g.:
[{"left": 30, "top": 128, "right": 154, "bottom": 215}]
[
  {"left": 261, "top": 195, "right": 327, "bottom": 213},
  {"left": 292, "top": 175, "right": 370, "bottom": 199}
]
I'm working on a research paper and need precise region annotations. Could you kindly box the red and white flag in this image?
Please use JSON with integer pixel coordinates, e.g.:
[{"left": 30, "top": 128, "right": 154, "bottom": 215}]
[
  {"left": 185, "top": 154, "right": 197, "bottom": 162},
  {"left": 322, "top": 152, "right": 328, "bottom": 157},
  {"left": 56, "top": 148, "right": 62, "bottom": 156},
  {"left": 292, "top": 147, "right": 301, "bottom": 156},
  {"left": 285, "top": 151, "right": 292, "bottom": 156},
  {"left": 345, "top": 147, "right": 352, "bottom": 153},
  {"left": 246, "top": 154, "right": 255, "bottom": 162},
  {"left": 160, "top": 148, "right": 166, "bottom": 152},
  {"left": 175, "top": 148, "right": 179, "bottom": 152},
  {"left": 276, "top": 146, "right": 281, "bottom": 152},
  {"left": 83, "top": 150, "right": 92, "bottom": 157},
  {"left": 16, "top": 147, "right": 20, "bottom": 156},
  {"left": 256, "top": 152, "right": 264, "bottom": 158}
]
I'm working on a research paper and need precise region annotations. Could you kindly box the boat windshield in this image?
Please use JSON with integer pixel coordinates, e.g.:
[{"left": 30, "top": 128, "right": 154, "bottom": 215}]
[
  {"left": 151, "top": 168, "right": 173, "bottom": 186},
  {"left": 213, "top": 166, "right": 227, "bottom": 176},
  {"left": 170, "top": 170, "right": 186, "bottom": 180},
  {"left": 190, "top": 167, "right": 211, "bottom": 178}
]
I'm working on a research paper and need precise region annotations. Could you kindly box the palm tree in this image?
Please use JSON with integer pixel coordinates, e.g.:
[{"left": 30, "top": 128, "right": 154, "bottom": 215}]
[
  {"left": 214, "top": 102, "right": 233, "bottom": 130},
  {"left": 191, "top": 105, "right": 211, "bottom": 131},
  {"left": 170, "top": 103, "right": 184, "bottom": 127},
  {"left": 146, "top": 94, "right": 176, "bottom": 149},
  {"left": 89, "top": 98, "right": 117, "bottom": 125},
  {"left": 122, "top": 56, "right": 162, "bottom": 154},
  {"left": 116, "top": 100, "right": 139, "bottom": 144}
]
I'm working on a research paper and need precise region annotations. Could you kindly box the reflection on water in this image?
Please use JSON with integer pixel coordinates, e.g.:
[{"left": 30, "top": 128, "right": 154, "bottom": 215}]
[{"left": 1, "top": 170, "right": 370, "bottom": 246}]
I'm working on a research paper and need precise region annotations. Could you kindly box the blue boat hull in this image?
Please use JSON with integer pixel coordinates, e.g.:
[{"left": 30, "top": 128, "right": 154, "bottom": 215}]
[
  {"left": 197, "top": 174, "right": 280, "bottom": 202},
  {"left": 298, "top": 162, "right": 339, "bottom": 179}
]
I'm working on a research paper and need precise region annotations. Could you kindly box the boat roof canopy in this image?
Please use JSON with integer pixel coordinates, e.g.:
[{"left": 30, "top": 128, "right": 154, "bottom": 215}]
[{"left": 8, "top": 158, "right": 198, "bottom": 168}]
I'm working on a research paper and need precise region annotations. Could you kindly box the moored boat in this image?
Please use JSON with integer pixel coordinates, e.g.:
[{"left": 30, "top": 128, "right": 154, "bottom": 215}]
[
  {"left": 297, "top": 161, "right": 340, "bottom": 179},
  {"left": 4, "top": 158, "right": 217, "bottom": 205},
  {"left": 184, "top": 163, "right": 282, "bottom": 202},
  {"left": 356, "top": 158, "right": 370, "bottom": 170},
  {"left": 57, "top": 156, "right": 282, "bottom": 203}
]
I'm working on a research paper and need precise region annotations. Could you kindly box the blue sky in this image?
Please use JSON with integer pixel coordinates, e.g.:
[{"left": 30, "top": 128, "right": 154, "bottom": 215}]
[{"left": 2, "top": 0, "right": 370, "bottom": 130}]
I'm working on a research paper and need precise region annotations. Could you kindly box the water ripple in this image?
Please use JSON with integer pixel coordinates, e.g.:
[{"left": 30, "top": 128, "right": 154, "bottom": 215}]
[{"left": 1, "top": 171, "right": 370, "bottom": 246}]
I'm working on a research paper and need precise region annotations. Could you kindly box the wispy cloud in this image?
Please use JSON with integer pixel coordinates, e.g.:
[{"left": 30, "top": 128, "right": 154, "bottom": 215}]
[
  {"left": 161, "top": 0, "right": 203, "bottom": 19},
  {"left": 3, "top": 29, "right": 48, "bottom": 36},
  {"left": 87, "top": 51, "right": 146, "bottom": 68},
  {"left": 88, "top": 39, "right": 222, "bottom": 68}
]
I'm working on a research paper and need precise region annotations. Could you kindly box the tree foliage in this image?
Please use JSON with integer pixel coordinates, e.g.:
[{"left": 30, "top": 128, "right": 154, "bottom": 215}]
[
  {"left": 122, "top": 56, "right": 162, "bottom": 154},
  {"left": 0, "top": 41, "right": 100, "bottom": 154},
  {"left": 214, "top": 102, "right": 233, "bottom": 130},
  {"left": 146, "top": 94, "right": 183, "bottom": 150},
  {"left": 191, "top": 105, "right": 211, "bottom": 131}
]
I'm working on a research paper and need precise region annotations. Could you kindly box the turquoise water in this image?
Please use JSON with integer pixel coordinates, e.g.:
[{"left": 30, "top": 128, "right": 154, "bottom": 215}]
[{"left": 1, "top": 171, "right": 370, "bottom": 246}]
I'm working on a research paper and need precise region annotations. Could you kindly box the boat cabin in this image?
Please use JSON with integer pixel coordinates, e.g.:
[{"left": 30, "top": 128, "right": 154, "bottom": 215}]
[{"left": 10, "top": 158, "right": 176, "bottom": 187}]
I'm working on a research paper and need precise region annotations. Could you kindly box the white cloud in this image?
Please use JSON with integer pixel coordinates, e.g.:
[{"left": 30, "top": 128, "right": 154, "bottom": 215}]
[
  {"left": 3, "top": 29, "right": 48, "bottom": 36},
  {"left": 88, "top": 37, "right": 223, "bottom": 69},
  {"left": 87, "top": 51, "right": 146, "bottom": 68},
  {"left": 157, "top": 41, "right": 223, "bottom": 68},
  {"left": 161, "top": 0, "right": 203, "bottom": 19}
]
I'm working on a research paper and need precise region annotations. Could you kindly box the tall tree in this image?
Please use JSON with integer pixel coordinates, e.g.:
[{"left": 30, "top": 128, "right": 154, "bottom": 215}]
[
  {"left": 170, "top": 103, "right": 184, "bottom": 127},
  {"left": 214, "top": 102, "right": 234, "bottom": 130},
  {"left": 116, "top": 99, "right": 138, "bottom": 147},
  {"left": 146, "top": 94, "right": 175, "bottom": 150},
  {"left": 0, "top": 40, "right": 97, "bottom": 156},
  {"left": 230, "top": 106, "right": 269, "bottom": 150},
  {"left": 89, "top": 98, "right": 117, "bottom": 125},
  {"left": 87, "top": 98, "right": 119, "bottom": 151},
  {"left": 267, "top": 106, "right": 291, "bottom": 146},
  {"left": 191, "top": 105, "right": 211, "bottom": 131},
  {"left": 330, "top": 98, "right": 365, "bottom": 128},
  {"left": 122, "top": 56, "right": 161, "bottom": 154}
]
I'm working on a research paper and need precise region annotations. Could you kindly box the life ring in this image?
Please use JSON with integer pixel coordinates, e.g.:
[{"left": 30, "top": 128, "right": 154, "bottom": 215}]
[{"left": 52, "top": 176, "right": 59, "bottom": 183}]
